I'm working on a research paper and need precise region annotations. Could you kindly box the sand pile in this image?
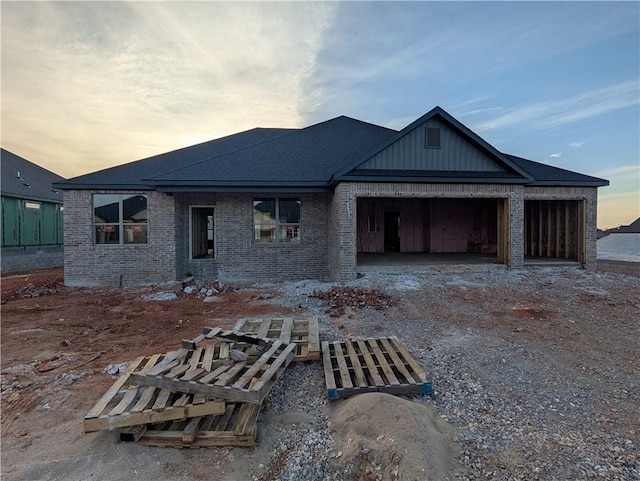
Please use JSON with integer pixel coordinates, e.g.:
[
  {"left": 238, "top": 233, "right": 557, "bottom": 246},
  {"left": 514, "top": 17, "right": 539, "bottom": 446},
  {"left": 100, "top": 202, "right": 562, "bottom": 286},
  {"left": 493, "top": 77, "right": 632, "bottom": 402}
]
[{"left": 329, "top": 392, "right": 460, "bottom": 480}]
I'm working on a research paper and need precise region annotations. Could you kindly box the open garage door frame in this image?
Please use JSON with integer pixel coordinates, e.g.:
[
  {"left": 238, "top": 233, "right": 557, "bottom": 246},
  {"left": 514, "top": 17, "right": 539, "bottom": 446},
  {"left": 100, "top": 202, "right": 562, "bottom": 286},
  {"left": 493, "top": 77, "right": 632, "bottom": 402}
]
[
  {"left": 356, "top": 197, "right": 508, "bottom": 265},
  {"left": 524, "top": 199, "right": 585, "bottom": 262}
]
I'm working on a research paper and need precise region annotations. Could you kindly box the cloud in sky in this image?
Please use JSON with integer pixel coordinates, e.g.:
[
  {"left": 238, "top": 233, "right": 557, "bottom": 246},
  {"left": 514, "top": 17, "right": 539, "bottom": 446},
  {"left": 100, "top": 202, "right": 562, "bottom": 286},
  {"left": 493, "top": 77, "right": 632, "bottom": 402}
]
[
  {"left": 1, "top": 2, "right": 637, "bottom": 229},
  {"left": 549, "top": 152, "right": 562, "bottom": 159},
  {"left": 472, "top": 80, "right": 640, "bottom": 134},
  {"left": 569, "top": 141, "right": 586, "bottom": 148},
  {"left": 303, "top": 2, "right": 639, "bottom": 125},
  {"left": 595, "top": 164, "right": 640, "bottom": 179},
  {"left": 1, "top": 2, "right": 337, "bottom": 176}
]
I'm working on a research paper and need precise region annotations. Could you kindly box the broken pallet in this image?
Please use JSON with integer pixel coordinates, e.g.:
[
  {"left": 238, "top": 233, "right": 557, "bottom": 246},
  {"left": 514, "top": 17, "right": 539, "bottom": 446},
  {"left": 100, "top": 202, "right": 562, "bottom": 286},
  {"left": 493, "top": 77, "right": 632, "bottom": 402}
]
[
  {"left": 322, "top": 337, "right": 432, "bottom": 400},
  {"left": 84, "top": 353, "right": 226, "bottom": 432},
  {"left": 120, "top": 402, "right": 261, "bottom": 448},
  {"left": 232, "top": 317, "right": 320, "bottom": 361},
  {"left": 131, "top": 332, "right": 297, "bottom": 404}
]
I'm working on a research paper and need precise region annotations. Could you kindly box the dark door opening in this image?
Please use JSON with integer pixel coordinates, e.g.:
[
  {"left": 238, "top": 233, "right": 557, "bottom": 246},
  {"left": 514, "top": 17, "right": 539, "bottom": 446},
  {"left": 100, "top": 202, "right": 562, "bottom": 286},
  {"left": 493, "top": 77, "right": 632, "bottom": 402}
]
[{"left": 384, "top": 212, "right": 400, "bottom": 252}]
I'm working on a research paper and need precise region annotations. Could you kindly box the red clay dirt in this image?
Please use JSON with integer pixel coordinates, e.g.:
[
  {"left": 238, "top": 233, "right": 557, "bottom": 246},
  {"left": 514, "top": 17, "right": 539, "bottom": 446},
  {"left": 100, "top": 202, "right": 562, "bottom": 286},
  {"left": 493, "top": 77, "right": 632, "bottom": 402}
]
[{"left": 1, "top": 268, "right": 294, "bottom": 450}]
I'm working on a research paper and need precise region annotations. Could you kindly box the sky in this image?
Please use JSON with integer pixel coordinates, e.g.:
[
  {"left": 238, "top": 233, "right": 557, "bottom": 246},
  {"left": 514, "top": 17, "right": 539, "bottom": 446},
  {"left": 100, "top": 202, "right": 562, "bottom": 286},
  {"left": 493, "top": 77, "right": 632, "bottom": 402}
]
[{"left": 1, "top": 1, "right": 638, "bottom": 229}]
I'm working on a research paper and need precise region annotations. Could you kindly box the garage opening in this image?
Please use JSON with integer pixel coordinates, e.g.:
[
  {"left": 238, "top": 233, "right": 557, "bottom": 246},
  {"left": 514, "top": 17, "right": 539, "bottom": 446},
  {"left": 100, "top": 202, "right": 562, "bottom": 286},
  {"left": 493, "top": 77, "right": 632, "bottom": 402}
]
[
  {"left": 357, "top": 198, "right": 504, "bottom": 267},
  {"left": 524, "top": 200, "right": 584, "bottom": 262}
]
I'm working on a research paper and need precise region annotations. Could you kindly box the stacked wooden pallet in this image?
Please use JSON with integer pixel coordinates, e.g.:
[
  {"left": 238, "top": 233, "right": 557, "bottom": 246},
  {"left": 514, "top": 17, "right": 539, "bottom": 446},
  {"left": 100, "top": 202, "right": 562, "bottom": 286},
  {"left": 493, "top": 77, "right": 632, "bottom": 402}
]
[
  {"left": 84, "top": 318, "right": 319, "bottom": 448},
  {"left": 85, "top": 315, "right": 434, "bottom": 449}
]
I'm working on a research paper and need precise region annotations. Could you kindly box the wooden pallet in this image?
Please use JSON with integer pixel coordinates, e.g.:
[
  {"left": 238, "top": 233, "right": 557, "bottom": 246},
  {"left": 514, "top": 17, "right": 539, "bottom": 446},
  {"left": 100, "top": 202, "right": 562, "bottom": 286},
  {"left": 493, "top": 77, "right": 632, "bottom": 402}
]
[
  {"left": 232, "top": 317, "right": 320, "bottom": 361},
  {"left": 84, "top": 353, "right": 226, "bottom": 433},
  {"left": 322, "top": 337, "right": 433, "bottom": 400},
  {"left": 119, "top": 402, "right": 260, "bottom": 448},
  {"left": 131, "top": 328, "right": 297, "bottom": 404}
]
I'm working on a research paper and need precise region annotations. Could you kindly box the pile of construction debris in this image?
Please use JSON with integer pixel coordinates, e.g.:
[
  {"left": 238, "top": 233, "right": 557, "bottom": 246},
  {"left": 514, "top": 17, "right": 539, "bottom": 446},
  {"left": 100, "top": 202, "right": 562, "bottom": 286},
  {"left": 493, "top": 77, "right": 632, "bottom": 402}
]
[
  {"left": 180, "top": 276, "right": 229, "bottom": 299},
  {"left": 2, "top": 282, "right": 61, "bottom": 302},
  {"left": 84, "top": 316, "right": 431, "bottom": 449},
  {"left": 315, "top": 286, "right": 396, "bottom": 317}
]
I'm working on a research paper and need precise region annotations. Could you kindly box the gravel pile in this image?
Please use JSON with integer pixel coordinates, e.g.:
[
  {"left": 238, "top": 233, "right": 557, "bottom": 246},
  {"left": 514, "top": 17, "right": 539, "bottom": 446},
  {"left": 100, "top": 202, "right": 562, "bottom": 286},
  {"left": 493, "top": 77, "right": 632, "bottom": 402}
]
[
  {"left": 256, "top": 362, "right": 347, "bottom": 481},
  {"left": 254, "top": 266, "right": 639, "bottom": 480}
]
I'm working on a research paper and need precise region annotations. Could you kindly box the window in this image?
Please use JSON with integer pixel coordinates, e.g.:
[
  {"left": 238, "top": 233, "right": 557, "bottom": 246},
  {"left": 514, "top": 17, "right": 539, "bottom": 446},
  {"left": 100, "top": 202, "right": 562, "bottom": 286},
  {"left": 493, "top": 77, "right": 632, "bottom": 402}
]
[
  {"left": 191, "top": 207, "right": 214, "bottom": 258},
  {"left": 94, "top": 194, "right": 148, "bottom": 245},
  {"left": 253, "top": 198, "right": 300, "bottom": 243},
  {"left": 426, "top": 127, "right": 441, "bottom": 149}
]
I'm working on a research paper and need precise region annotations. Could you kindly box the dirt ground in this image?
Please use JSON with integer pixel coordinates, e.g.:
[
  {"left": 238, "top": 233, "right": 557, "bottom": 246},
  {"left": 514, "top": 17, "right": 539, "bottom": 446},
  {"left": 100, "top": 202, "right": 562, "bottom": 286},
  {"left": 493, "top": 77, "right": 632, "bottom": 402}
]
[
  {"left": 1, "top": 268, "right": 298, "bottom": 481},
  {"left": 1, "top": 266, "right": 639, "bottom": 480}
]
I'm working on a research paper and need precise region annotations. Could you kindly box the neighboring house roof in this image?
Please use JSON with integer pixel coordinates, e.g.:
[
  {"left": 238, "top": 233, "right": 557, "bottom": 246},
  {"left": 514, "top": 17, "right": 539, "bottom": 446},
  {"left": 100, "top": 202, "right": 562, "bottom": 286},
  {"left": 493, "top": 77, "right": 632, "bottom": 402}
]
[
  {"left": 605, "top": 217, "right": 640, "bottom": 234},
  {"left": 1, "top": 148, "right": 65, "bottom": 203},
  {"left": 54, "top": 106, "right": 609, "bottom": 191},
  {"left": 597, "top": 232, "right": 640, "bottom": 261}
]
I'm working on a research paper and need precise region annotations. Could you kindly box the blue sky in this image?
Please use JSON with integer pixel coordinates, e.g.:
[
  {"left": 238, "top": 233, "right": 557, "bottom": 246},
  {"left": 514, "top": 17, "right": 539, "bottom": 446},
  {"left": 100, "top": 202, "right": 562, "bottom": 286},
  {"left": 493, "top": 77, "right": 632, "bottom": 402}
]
[{"left": 1, "top": 1, "right": 638, "bottom": 228}]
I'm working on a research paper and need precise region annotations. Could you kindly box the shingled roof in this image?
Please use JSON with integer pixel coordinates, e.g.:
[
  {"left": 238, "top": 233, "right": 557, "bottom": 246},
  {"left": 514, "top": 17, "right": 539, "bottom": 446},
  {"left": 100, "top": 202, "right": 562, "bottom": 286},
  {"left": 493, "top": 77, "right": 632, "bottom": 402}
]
[
  {"left": 1, "top": 148, "right": 65, "bottom": 203},
  {"left": 54, "top": 107, "right": 609, "bottom": 191}
]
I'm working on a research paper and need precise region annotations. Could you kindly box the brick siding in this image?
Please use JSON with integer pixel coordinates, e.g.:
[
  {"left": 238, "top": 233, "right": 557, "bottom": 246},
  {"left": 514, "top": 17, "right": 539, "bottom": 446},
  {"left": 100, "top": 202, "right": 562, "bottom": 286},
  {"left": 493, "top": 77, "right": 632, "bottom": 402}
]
[
  {"left": 1, "top": 248, "right": 63, "bottom": 275},
  {"left": 63, "top": 190, "right": 176, "bottom": 286},
  {"left": 62, "top": 184, "right": 600, "bottom": 285},
  {"left": 213, "top": 194, "right": 330, "bottom": 282},
  {"left": 597, "top": 260, "right": 640, "bottom": 277}
]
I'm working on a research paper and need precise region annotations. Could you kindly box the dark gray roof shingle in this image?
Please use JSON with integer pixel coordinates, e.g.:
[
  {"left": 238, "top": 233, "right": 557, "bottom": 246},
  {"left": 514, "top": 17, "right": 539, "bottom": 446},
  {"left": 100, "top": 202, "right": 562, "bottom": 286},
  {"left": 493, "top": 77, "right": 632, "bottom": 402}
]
[
  {"left": 505, "top": 154, "right": 608, "bottom": 186},
  {"left": 1, "top": 148, "right": 65, "bottom": 203},
  {"left": 56, "top": 127, "right": 295, "bottom": 189},
  {"left": 145, "top": 116, "right": 396, "bottom": 186},
  {"left": 53, "top": 108, "right": 609, "bottom": 190}
]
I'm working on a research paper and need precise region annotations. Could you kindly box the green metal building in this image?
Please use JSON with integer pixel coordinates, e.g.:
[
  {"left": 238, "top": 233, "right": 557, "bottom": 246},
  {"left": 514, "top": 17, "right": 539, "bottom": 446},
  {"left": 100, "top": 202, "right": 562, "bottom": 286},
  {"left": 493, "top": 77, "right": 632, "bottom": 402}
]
[{"left": 1, "top": 148, "right": 65, "bottom": 274}]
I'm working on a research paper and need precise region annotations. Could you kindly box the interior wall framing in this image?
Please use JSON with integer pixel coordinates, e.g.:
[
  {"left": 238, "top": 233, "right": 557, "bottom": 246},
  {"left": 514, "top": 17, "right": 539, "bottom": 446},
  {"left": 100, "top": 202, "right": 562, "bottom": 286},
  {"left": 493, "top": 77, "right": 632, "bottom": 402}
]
[
  {"left": 524, "top": 200, "right": 581, "bottom": 260},
  {"left": 356, "top": 197, "right": 499, "bottom": 255},
  {"left": 523, "top": 186, "right": 598, "bottom": 270}
]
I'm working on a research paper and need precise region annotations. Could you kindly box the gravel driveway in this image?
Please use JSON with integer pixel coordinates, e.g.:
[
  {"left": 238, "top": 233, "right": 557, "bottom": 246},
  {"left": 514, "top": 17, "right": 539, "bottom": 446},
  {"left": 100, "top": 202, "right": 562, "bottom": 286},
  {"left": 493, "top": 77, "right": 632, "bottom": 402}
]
[{"left": 263, "top": 266, "right": 640, "bottom": 480}]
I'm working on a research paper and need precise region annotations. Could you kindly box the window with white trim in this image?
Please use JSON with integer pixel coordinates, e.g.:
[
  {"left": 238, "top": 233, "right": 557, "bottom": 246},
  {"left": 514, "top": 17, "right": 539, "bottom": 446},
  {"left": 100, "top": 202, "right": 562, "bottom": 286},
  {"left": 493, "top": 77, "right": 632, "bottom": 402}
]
[
  {"left": 93, "top": 194, "right": 148, "bottom": 245},
  {"left": 253, "top": 198, "right": 300, "bottom": 243}
]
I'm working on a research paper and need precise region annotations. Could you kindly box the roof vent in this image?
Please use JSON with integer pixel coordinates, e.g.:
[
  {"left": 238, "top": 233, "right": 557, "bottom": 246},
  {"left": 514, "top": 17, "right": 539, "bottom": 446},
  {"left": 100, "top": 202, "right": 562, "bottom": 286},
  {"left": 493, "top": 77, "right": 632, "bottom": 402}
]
[{"left": 426, "top": 127, "right": 441, "bottom": 149}]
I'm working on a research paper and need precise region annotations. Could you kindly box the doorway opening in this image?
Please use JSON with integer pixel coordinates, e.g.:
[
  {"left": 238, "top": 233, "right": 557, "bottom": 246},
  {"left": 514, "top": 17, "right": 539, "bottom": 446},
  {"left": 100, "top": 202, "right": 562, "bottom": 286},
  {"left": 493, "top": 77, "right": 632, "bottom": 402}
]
[
  {"left": 190, "top": 206, "right": 214, "bottom": 259},
  {"left": 384, "top": 212, "right": 400, "bottom": 252}
]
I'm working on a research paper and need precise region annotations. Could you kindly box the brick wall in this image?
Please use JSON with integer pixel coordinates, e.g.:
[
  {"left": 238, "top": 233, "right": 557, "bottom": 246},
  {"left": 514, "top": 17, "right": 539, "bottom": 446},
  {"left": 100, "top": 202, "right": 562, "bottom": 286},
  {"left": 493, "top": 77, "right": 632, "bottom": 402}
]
[
  {"left": 328, "top": 184, "right": 356, "bottom": 281},
  {"left": 63, "top": 190, "right": 176, "bottom": 286},
  {"left": 597, "top": 260, "right": 640, "bottom": 277},
  {"left": 510, "top": 187, "right": 525, "bottom": 268},
  {"left": 1, "top": 248, "right": 63, "bottom": 275},
  {"left": 61, "top": 184, "right": 602, "bottom": 285},
  {"left": 213, "top": 194, "right": 330, "bottom": 282}
]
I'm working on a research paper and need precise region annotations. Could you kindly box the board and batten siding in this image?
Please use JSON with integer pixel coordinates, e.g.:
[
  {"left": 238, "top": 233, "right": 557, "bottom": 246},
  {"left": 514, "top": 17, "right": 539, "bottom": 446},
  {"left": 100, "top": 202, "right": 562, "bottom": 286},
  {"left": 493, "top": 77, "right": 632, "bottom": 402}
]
[{"left": 356, "top": 118, "right": 505, "bottom": 172}]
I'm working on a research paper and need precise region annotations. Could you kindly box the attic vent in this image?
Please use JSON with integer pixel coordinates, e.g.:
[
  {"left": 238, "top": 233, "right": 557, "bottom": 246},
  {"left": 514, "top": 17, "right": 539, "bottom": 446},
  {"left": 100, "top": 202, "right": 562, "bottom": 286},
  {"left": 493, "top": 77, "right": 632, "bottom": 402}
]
[{"left": 426, "top": 127, "right": 441, "bottom": 149}]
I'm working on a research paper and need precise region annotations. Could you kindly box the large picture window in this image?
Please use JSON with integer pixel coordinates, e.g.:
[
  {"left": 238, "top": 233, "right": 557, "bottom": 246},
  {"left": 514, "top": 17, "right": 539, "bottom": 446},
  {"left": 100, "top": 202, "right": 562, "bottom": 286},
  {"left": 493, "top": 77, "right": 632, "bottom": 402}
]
[
  {"left": 94, "top": 194, "right": 148, "bottom": 245},
  {"left": 253, "top": 198, "right": 300, "bottom": 243}
]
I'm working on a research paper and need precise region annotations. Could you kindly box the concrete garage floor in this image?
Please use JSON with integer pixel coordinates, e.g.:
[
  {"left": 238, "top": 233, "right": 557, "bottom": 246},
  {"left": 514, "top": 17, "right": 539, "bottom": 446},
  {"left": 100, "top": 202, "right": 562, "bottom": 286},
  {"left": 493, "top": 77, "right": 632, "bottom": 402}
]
[{"left": 357, "top": 252, "right": 581, "bottom": 274}]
